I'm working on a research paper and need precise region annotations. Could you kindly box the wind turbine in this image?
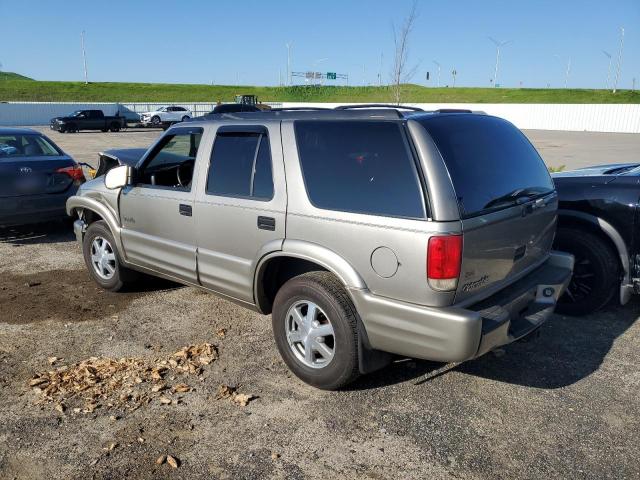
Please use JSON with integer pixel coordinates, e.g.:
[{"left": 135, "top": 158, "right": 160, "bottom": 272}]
[{"left": 488, "top": 37, "right": 512, "bottom": 87}]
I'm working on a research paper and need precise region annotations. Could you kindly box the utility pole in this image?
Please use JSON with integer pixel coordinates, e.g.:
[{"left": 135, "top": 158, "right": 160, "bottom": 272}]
[
  {"left": 613, "top": 27, "right": 624, "bottom": 93},
  {"left": 81, "top": 30, "right": 89, "bottom": 84},
  {"left": 452, "top": 69, "right": 457, "bottom": 87},
  {"left": 488, "top": 37, "right": 512, "bottom": 87},
  {"left": 433, "top": 60, "right": 441, "bottom": 87},
  {"left": 378, "top": 52, "right": 383, "bottom": 87},
  {"left": 285, "top": 42, "right": 293, "bottom": 87},
  {"left": 565, "top": 57, "right": 571, "bottom": 89},
  {"left": 603, "top": 50, "right": 612, "bottom": 89}
]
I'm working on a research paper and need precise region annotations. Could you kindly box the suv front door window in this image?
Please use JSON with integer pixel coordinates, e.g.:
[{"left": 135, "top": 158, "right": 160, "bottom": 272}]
[{"left": 118, "top": 127, "right": 204, "bottom": 282}]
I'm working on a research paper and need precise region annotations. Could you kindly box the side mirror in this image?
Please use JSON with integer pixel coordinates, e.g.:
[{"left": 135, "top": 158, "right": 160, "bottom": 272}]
[{"left": 104, "top": 165, "right": 131, "bottom": 189}]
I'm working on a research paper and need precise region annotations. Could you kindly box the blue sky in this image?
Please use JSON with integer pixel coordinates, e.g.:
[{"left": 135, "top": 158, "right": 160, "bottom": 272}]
[{"left": 1, "top": 0, "right": 638, "bottom": 89}]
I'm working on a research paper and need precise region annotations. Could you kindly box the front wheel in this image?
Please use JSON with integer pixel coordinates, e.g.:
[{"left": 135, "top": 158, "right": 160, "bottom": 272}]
[
  {"left": 181, "top": 115, "right": 190, "bottom": 122},
  {"left": 554, "top": 227, "right": 620, "bottom": 316},
  {"left": 151, "top": 115, "right": 161, "bottom": 126},
  {"left": 272, "top": 271, "right": 360, "bottom": 390},
  {"left": 82, "top": 220, "right": 139, "bottom": 292},
  {"left": 109, "top": 122, "right": 120, "bottom": 132}
]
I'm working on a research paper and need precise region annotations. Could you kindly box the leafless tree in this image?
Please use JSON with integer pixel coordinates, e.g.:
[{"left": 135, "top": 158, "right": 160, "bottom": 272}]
[{"left": 390, "top": 1, "right": 419, "bottom": 104}]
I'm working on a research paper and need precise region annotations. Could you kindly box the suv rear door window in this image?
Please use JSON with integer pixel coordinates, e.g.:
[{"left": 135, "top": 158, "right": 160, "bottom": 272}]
[
  {"left": 417, "top": 114, "right": 554, "bottom": 218},
  {"left": 294, "top": 120, "right": 425, "bottom": 219},
  {"left": 206, "top": 130, "right": 274, "bottom": 200}
]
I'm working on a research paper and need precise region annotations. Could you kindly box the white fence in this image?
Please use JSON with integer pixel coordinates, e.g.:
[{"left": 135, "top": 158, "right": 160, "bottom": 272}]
[{"left": 0, "top": 101, "right": 639, "bottom": 133}]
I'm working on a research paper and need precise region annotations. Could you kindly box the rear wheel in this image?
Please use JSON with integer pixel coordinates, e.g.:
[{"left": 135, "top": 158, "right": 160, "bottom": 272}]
[
  {"left": 272, "top": 271, "right": 360, "bottom": 390},
  {"left": 554, "top": 227, "right": 620, "bottom": 316},
  {"left": 82, "top": 221, "right": 139, "bottom": 292}
]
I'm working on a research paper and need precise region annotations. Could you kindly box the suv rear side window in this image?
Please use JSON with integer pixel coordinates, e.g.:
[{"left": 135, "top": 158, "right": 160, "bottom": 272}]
[
  {"left": 417, "top": 115, "right": 554, "bottom": 218},
  {"left": 294, "top": 121, "right": 425, "bottom": 218},
  {"left": 206, "top": 130, "right": 274, "bottom": 200}
]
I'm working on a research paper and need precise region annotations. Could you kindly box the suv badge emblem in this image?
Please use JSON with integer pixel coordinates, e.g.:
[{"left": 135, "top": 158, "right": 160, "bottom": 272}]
[{"left": 19, "top": 167, "right": 32, "bottom": 173}]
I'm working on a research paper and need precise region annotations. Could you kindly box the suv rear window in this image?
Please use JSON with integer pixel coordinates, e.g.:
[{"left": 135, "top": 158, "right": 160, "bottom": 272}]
[
  {"left": 294, "top": 121, "right": 425, "bottom": 219},
  {"left": 417, "top": 114, "right": 554, "bottom": 218}
]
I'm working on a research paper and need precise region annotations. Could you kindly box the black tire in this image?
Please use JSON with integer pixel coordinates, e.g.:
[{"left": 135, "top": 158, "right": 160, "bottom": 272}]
[
  {"left": 272, "top": 271, "right": 360, "bottom": 390},
  {"left": 554, "top": 227, "right": 620, "bottom": 316},
  {"left": 82, "top": 220, "right": 139, "bottom": 292},
  {"left": 151, "top": 115, "right": 161, "bottom": 126},
  {"left": 181, "top": 115, "right": 190, "bottom": 122},
  {"left": 109, "top": 122, "right": 120, "bottom": 132}
]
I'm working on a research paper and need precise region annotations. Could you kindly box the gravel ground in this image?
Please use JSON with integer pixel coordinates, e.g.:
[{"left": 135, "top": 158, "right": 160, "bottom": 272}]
[{"left": 0, "top": 128, "right": 639, "bottom": 479}]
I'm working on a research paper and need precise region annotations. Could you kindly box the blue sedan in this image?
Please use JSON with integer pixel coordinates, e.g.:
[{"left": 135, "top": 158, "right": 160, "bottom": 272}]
[{"left": 0, "top": 128, "right": 85, "bottom": 227}]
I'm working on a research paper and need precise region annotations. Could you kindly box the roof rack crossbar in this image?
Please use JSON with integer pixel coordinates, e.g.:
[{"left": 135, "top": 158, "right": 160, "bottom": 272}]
[
  {"left": 335, "top": 104, "right": 425, "bottom": 112},
  {"left": 269, "top": 107, "right": 332, "bottom": 111}
]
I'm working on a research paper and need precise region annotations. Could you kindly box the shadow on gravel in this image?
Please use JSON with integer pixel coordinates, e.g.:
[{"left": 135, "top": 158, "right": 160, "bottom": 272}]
[
  {"left": 348, "top": 299, "right": 639, "bottom": 391},
  {"left": 0, "top": 269, "right": 181, "bottom": 324},
  {"left": 0, "top": 221, "right": 75, "bottom": 245}
]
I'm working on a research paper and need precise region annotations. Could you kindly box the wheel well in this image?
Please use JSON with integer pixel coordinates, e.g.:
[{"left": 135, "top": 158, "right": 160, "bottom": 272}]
[
  {"left": 77, "top": 208, "right": 104, "bottom": 226},
  {"left": 256, "top": 257, "right": 329, "bottom": 314},
  {"left": 557, "top": 215, "right": 622, "bottom": 270}
]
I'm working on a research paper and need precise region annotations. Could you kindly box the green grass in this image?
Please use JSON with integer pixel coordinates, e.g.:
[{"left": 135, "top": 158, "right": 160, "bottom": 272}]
[{"left": 0, "top": 79, "right": 638, "bottom": 103}]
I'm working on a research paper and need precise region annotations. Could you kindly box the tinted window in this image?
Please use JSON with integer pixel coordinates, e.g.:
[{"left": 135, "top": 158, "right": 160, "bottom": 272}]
[
  {"left": 294, "top": 121, "right": 425, "bottom": 218},
  {"left": 206, "top": 131, "right": 274, "bottom": 200},
  {"left": 417, "top": 115, "right": 554, "bottom": 218}
]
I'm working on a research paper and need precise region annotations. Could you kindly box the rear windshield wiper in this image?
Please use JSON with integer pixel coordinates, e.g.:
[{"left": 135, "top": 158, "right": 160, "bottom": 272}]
[{"left": 483, "top": 188, "right": 548, "bottom": 210}]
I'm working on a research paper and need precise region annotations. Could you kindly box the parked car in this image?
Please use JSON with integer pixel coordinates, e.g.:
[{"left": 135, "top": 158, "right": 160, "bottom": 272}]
[
  {"left": 139, "top": 106, "right": 192, "bottom": 127},
  {"left": 0, "top": 128, "right": 85, "bottom": 227},
  {"left": 50, "top": 110, "right": 126, "bottom": 133},
  {"left": 553, "top": 163, "right": 640, "bottom": 315},
  {"left": 67, "top": 106, "right": 573, "bottom": 389}
]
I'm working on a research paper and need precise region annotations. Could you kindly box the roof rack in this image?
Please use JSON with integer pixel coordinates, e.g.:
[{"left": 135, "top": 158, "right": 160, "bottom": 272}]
[
  {"left": 268, "top": 106, "right": 332, "bottom": 111},
  {"left": 335, "top": 104, "right": 424, "bottom": 112},
  {"left": 433, "top": 108, "right": 473, "bottom": 114}
]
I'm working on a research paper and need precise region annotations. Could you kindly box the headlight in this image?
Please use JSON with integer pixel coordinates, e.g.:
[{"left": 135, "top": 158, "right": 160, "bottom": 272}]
[{"left": 57, "top": 119, "right": 65, "bottom": 123}]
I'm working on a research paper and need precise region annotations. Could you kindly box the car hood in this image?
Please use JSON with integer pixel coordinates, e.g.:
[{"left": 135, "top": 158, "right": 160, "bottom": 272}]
[
  {"left": 552, "top": 162, "right": 640, "bottom": 178},
  {"left": 95, "top": 148, "right": 147, "bottom": 177},
  {"left": 101, "top": 148, "right": 147, "bottom": 167}
]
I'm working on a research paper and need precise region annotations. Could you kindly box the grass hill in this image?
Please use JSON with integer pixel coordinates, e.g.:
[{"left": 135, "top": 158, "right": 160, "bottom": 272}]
[
  {"left": 0, "top": 72, "right": 34, "bottom": 81},
  {"left": 0, "top": 79, "right": 638, "bottom": 104}
]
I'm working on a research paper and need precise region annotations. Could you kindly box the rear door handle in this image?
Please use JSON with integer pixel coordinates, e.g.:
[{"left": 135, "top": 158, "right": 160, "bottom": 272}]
[
  {"left": 179, "top": 204, "right": 192, "bottom": 217},
  {"left": 257, "top": 216, "right": 275, "bottom": 231}
]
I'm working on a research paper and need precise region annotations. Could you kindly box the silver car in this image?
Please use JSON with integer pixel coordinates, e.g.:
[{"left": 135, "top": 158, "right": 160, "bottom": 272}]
[{"left": 67, "top": 106, "right": 573, "bottom": 389}]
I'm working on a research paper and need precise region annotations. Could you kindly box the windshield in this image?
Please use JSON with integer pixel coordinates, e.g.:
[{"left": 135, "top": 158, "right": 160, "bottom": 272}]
[
  {"left": 417, "top": 114, "right": 554, "bottom": 218},
  {"left": 0, "top": 134, "right": 63, "bottom": 158}
]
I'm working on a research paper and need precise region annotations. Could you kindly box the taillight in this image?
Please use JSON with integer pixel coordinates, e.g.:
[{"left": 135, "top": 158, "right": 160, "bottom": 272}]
[
  {"left": 427, "top": 235, "right": 462, "bottom": 291},
  {"left": 56, "top": 165, "right": 86, "bottom": 184}
]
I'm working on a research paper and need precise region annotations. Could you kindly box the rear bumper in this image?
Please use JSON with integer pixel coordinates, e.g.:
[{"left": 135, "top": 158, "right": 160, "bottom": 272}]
[
  {"left": 351, "top": 251, "right": 574, "bottom": 362},
  {"left": 0, "top": 189, "right": 77, "bottom": 227}
]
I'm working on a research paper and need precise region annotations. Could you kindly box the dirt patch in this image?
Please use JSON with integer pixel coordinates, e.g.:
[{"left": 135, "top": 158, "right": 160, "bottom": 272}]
[{"left": 0, "top": 269, "right": 147, "bottom": 324}]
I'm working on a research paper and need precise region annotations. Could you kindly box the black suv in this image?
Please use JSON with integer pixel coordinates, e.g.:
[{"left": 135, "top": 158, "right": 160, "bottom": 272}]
[{"left": 553, "top": 163, "right": 640, "bottom": 315}]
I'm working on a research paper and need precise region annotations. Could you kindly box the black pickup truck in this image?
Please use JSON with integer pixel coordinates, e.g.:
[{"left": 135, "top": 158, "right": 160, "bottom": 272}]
[
  {"left": 553, "top": 163, "right": 640, "bottom": 315},
  {"left": 50, "top": 110, "right": 126, "bottom": 133}
]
